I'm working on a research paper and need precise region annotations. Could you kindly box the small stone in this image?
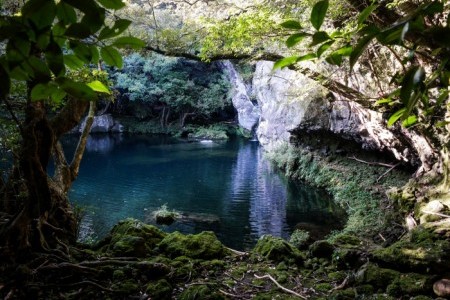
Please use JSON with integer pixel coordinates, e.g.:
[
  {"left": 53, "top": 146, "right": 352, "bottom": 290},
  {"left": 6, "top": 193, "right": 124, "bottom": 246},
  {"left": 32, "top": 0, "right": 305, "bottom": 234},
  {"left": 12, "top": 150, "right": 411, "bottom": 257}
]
[
  {"left": 433, "top": 278, "right": 450, "bottom": 297},
  {"left": 420, "top": 200, "right": 446, "bottom": 223}
]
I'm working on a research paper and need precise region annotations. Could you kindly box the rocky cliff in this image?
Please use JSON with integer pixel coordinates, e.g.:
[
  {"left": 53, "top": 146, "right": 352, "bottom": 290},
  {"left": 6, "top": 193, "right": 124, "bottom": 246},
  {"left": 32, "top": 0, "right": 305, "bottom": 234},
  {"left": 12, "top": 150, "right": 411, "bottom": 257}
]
[{"left": 246, "top": 61, "right": 424, "bottom": 166}]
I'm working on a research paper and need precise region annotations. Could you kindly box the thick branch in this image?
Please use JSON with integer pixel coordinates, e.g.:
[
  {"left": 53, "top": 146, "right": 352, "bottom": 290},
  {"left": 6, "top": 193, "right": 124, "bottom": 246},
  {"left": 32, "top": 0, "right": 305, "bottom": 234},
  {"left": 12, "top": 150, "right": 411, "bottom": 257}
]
[
  {"left": 69, "top": 101, "right": 96, "bottom": 182},
  {"left": 50, "top": 97, "right": 89, "bottom": 139}
]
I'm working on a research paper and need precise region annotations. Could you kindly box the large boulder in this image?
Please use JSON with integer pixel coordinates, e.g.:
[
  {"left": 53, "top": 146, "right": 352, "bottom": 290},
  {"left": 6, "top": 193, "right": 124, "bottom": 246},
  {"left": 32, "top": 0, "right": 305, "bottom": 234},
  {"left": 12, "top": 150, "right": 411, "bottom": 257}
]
[{"left": 79, "top": 113, "right": 124, "bottom": 133}]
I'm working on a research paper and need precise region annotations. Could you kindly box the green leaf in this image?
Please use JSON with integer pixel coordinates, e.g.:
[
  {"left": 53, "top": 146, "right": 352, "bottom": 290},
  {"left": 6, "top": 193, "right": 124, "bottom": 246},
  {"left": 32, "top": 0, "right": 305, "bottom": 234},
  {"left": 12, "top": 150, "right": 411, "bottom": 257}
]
[
  {"left": 422, "top": 1, "right": 443, "bottom": 15},
  {"left": 64, "top": 54, "right": 85, "bottom": 70},
  {"left": 375, "top": 98, "right": 393, "bottom": 105},
  {"left": 56, "top": 77, "right": 97, "bottom": 100},
  {"left": 332, "top": 45, "right": 352, "bottom": 56},
  {"left": 89, "top": 45, "right": 100, "bottom": 64},
  {"left": 0, "top": 62, "right": 10, "bottom": 98},
  {"left": 56, "top": 2, "right": 77, "bottom": 25},
  {"left": 326, "top": 54, "right": 342, "bottom": 66},
  {"left": 273, "top": 56, "right": 299, "bottom": 70},
  {"left": 70, "top": 41, "right": 93, "bottom": 63},
  {"left": 296, "top": 53, "right": 316, "bottom": 62},
  {"left": 6, "top": 38, "right": 31, "bottom": 64},
  {"left": 65, "top": 23, "right": 92, "bottom": 39},
  {"left": 285, "top": 32, "right": 309, "bottom": 48},
  {"left": 400, "top": 66, "right": 424, "bottom": 105},
  {"left": 357, "top": 4, "right": 378, "bottom": 24},
  {"left": 22, "top": 0, "right": 56, "bottom": 29},
  {"left": 62, "top": 0, "right": 99, "bottom": 16},
  {"left": 98, "top": 19, "right": 132, "bottom": 40},
  {"left": 350, "top": 29, "right": 378, "bottom": 69},
  {"left": 31, "top": 83, "right": 52, "bottom": 101},
  {"left": 402, "top": 115, "right": 417, "bottom": 127},
  {"left": 377, "top": 25, "right": 403, "bottom": 45},
  {"left": 28, "top": 56, "right": 51, "bottom": 81},
  {"left": 310, "top": 0, "right": 329, "bottom": 30},
  {"left": 81, "top": 8, "right": 105, "bottom": 33},
  {"left": 280, "top": 20, "right": 302, "bottom": 30},
  {"left": 50, "top": 87, "right": 67, "bottom": 104},
  {"left": 45, "top": 40, "right": 65, "bottom": 77},
  {"left": 317, "top": 40, "right": 334, "bottom": 57},
  {"left": 310, "top": 31, "right": 331, "bottom": 46},
  {"left": 52, "top": 23, "right": 67, "bottom": 47},
  {"left": 387, "top": 108, "right": 406, "bottom": 127},
  {"left": 97, "top": 0, "right": 125, "bottom": 9},
  {"left": 112, "top": 36, "right": 146, "bottom": 49},
  {"left": 86, "top": 80, "right": 111, "bottom": 94},
  {"left": 101, "top": 46, "right": 123, "bottom": 68}
]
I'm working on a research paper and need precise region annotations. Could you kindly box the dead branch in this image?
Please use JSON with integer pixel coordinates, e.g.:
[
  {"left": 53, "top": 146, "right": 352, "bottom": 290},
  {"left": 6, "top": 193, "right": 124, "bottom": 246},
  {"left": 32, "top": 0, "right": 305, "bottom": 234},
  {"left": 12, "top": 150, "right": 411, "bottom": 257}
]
[
  {"left": 219, "top": 289, "right": 241, "bottom": 298},
  {"left": 422, "top": 210, "right": 450, "bottom": 218},
  {"left": 225, "top": 246, "right": 248, "bottom": 256},
  {"left": 254, "top": 274, "right": 307, "bottom": 299},
  {"left": 331, "top": 275, "right": 350, "bottom": 291},
  {"left": 347, "top": 156, "right": 396, "bottom": 168},
  {"left": 377, "top": 163, "right": 400, "bottom": 182}
]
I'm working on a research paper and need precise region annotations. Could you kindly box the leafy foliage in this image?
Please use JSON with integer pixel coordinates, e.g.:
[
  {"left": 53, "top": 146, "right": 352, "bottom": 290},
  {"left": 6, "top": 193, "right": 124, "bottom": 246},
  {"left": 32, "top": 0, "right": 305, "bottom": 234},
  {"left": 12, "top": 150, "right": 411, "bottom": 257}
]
[
  {"left": 110, "top": 53, "right": 231, "bottom": 125},
  {"left": 277, "top": 0, "right": 450, "bottom": 128},
  {"left": 0, "top": 0, "right": 144, "bottom": 103}
]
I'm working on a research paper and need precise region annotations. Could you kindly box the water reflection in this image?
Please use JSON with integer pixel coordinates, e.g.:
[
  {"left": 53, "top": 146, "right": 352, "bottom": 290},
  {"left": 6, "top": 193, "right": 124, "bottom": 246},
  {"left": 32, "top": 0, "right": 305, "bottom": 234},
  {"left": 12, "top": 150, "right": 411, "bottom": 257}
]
[{"left": 68, "top": 134, "right": 345, "bottom": 250}]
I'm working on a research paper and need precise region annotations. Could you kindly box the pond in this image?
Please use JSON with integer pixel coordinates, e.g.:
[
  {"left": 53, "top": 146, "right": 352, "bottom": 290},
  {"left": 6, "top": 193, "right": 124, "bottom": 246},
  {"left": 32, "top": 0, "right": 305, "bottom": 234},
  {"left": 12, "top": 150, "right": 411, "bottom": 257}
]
[{"left": 66, "top": 134, "right": 345, "bottom": 250}]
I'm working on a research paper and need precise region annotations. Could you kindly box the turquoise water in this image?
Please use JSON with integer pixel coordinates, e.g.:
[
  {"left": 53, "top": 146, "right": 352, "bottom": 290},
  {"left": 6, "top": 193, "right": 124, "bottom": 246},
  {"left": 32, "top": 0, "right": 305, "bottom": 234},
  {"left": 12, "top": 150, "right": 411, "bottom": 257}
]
[{"left": 67, "top": 134, "right": 345, "bottom": 250}]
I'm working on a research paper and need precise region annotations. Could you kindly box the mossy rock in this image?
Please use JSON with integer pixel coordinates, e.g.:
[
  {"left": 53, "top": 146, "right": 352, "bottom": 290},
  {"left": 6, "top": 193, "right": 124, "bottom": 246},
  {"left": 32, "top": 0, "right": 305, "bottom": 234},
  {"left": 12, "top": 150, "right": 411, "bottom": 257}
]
[
  {"left": 102, "top": 218, "right": 166, "bottom": 257},
  {"left": 332, "top": 248, "right": 366, "bottom": 270},
  {"left": 355, "top": 284, "right": 374, "bottom": 295},
  {"left": 178, "top": 284, "right": 225, "bottom": 300},
  {"left": 315, "top": 282, "right": 333, "bottom": 293},
  {"left": 112, "top": 280, "right": 140, "bottom": 294},
  {"left": 329, "top": 288, "right": 356, "bottom": 300},
  {"left": 386, "top": 273, "right": 432, "bottom": 297},
  {"left": 355, "top": 263, "right": 400, "bottom": 289},
  {"left": 158, "top": 231, "right": 228, "bottom": 259},
  {"left": 146, "top": 279, "right": 173, "bottom": 300},
  {"left": 309, "top": 240, "right": 335, "bottom": 259},
  {"left": 252, "top": 235, "right": 304, "bottom": 265},
  {"left": 330, "top": 234, "right": 362, "bottom": 248},
  {"left": 373, "top": 227, "right": 450, "bottom": 273}
]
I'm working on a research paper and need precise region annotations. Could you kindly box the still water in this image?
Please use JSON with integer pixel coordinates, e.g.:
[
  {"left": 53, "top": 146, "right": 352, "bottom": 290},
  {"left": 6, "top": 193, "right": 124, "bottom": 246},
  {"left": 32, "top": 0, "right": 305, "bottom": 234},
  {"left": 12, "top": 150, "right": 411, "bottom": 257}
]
[{"left": 67, "top": 134, "right": 345, "bottom": 250}]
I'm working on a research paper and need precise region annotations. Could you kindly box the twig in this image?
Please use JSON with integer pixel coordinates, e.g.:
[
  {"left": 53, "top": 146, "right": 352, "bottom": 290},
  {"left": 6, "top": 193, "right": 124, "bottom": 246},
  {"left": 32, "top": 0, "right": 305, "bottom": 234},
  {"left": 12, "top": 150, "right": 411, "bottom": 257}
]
[
  {"left": 225, "top": 247, "right": 248, "bottom": 256},
  {"left": 219, "top": 289, "right": 241, "bottom": 298},
  {"left": 378, "top": 233, "right": 386, "bottom": 242},
  {"left": 422, "top": 210, "right": 450, "bottom": 219},
  {"left": 254, "top": 274, "right": 307, "bottom": 299},
  {"left": 331, "top": 276, "right": 350, "bottom": 291},
  {"left": 377, "top": 163, "right": 400, "bottom": 182},
  {"left": 347, "top": 156, "right": 396, "bottom": 168}
]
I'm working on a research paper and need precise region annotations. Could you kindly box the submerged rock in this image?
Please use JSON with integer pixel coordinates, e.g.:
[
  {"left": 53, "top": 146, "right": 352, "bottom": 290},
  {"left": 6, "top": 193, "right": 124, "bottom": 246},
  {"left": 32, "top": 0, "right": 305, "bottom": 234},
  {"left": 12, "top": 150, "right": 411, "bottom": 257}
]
[
  {"left": 158, "top": 231, "right": 228, "bottom": 259},
  {"left": 433, "top": 278, "right": 450, "bottom": 297}
]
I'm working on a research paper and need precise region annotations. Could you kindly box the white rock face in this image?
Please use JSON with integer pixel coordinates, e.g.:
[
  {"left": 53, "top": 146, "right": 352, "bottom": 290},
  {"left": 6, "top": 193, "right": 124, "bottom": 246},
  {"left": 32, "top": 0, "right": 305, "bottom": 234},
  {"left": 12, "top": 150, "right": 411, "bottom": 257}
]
[
  {"left": 253, "top": 61, "right": 328, "bottom": 151},
  {"left": 253, "top": 61, "right": 414, "bottom": 162},
  {"left": 220, "top": 61, "right": 260, "bottom": 131}
]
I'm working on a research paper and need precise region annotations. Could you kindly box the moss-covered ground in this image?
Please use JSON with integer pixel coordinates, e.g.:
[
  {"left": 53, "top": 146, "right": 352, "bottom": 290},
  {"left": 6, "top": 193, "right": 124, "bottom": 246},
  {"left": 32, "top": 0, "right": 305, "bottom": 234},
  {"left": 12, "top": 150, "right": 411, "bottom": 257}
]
[{"left": 1, "top": 218, "right": 446, "bottom": 299}]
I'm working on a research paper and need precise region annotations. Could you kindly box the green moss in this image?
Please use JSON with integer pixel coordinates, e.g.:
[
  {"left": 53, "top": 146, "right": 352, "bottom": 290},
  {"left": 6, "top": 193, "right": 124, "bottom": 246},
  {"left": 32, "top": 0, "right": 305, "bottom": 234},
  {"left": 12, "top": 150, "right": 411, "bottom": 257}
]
[
  {"left": 315, "top": 283, "right": 333, "bottom": 292},
  {"left": 328, "top": 271, "right": 347, "bottom": 282},
  {"left": 373, "top": 227, "right": 450, "bottom": 273},
  {"left": 309, "top": 240, "right": 335, "bottom": 259},
  {"left": 329, "top": 288, "right": 356, "bottom": 300},
  {"left": 103, "top": 218, "right": 166, "bottom": 257},
  {"left": 158, "top": 231, "right": 228, "bottom": 259},
  {"left": 113, "top": 280, "right": 140, "bottom": 293},
  {"left": 178, "top": 285, "right": 225, "bottom": 300},
  {"left": 355, "top": 284, "right": 374, "bottom": 295},
  {"left": 252, "top": 235, "right": 304, "bottom": 265},
  {"left": 265, "top": 143, "right": 411, "bottom": 237},
  {"left": 386, "top": 273, "right": 431, "bottom": 297},
  {"left": 146, "top": 279, "right": 173, "bottom": 300},
  {"left": 355, "top": 263, "right": 400, "bottom": 289},
  {"left": 112, "top": 269, "right": 126, "bottom": 280}
]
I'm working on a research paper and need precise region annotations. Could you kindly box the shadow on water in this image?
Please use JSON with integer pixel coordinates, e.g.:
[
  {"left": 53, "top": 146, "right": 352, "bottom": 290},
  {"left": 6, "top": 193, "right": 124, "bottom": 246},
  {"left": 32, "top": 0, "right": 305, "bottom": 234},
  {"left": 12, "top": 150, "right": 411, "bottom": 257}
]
[{"left": 66, "top": 134, "right": 346, "bottom": 250}]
